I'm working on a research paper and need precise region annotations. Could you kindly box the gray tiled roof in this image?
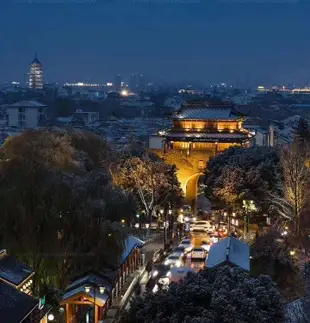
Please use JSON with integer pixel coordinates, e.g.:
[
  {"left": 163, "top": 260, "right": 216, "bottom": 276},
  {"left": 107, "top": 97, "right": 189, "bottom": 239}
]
[
  {"left": 207, "top": 237, "right": 250, "bottom": 271},
  {"left": 175, "top": 107, "right": 239, "bottom": 120},
  {"left": 9, "top": 101, "right": 46, "bottom": 108},
  {"left": 165, "top": 132, "right": 249, "bottom": 140},
  {"left": 0, "top": 253, "right": 34, "bottom": 286},
  {"left": 0, "top": 281, "right": 38, "bottom": 323}
]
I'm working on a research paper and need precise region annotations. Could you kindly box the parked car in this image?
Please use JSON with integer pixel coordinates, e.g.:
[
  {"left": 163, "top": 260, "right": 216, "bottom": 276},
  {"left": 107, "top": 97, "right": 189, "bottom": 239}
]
[
  {"left": 191, "top": 248, "right": 206, "bottom": 260},
  {"left": 190, "top": 221, "right": 213, "bottom": 233},
  {"left": 200, "top": 240, "right": 211, "bottom": 252},
  {"left": 178, "top": 239, "right": 193, "bottom": 253},
  {"left": 164, "top": 254, "right": 183, "bottom": 267}
]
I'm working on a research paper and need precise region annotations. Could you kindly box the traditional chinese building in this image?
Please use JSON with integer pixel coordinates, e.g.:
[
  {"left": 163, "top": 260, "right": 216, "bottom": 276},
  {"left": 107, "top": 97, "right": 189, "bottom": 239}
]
[
  {"left": 29, "top": 54, "right": 44, "bottom": 90},
  {"left": 149, "top": 100, "right": 251, "bottom": 209}
]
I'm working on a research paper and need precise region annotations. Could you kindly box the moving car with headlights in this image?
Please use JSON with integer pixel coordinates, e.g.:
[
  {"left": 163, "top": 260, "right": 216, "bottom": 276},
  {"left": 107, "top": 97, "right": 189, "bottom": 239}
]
[
  {"left": 164, "top": 254, "right": 183, "bottom": 267},
  {"left": 190, "top": 221, "right": 213, "bottom": 233},
  {"left": 191, "top": 247, "right": 206, "bottom": 260},
  {"left": 171, "top": 246, "right": 186, "bottom": 257},
  {"left": 210, "top": 232, "right": 220, "bottom": 244},
  {"left": 201, "top": 240, "right": 211, "bottom": 252},
  {"left": 178, "top": 239, "right": 193, "bottom": 253}
]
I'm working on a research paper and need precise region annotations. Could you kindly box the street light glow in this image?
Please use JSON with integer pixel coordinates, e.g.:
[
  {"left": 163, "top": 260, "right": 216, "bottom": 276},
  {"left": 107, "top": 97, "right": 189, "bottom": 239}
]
[
  {"left": 48, "top": 314, "right": 55, "bottom": 321},
  {"left": 121, "top": 89, "right": 128, "bottom": 96}
]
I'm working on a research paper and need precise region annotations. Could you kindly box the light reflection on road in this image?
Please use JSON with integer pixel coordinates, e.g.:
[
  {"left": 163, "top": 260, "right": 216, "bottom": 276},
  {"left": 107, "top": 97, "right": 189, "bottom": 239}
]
[{"left": 180, "top": 232, "right": 211, "bottom": 272}]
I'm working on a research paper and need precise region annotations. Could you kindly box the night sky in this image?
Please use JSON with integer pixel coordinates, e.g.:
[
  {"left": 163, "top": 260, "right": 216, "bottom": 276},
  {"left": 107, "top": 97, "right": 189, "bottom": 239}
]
[{"left": 1, "top": 0, "right": 310, "bottom": 85}]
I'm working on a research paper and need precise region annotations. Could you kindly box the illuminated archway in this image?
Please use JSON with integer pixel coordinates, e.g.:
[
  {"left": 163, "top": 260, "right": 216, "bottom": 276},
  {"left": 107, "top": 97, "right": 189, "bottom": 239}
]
[{"left": 184, "top": 172, "right": 204, "bottom": 212}]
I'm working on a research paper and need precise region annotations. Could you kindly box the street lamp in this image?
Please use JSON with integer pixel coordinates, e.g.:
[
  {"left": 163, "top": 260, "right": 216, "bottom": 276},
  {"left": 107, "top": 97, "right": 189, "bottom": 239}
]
[
  {"left": 48, "top": 314, "right": 54, "bottom": 321},
  {"left": 84, "top": 286, "right": 106, "bottom": 323}
]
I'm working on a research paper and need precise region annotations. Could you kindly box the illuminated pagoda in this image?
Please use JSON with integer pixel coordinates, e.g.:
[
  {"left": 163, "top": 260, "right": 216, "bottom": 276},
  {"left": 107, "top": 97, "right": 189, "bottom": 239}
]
[
  {"left": 163, "top": 100, "right": 250, "bottom": 154},
  {"left": 150, "top": 100, "right": 252, "bottom": 208},
  {"left": 29, "top": 53, "right": 44, "bottom": 89}
]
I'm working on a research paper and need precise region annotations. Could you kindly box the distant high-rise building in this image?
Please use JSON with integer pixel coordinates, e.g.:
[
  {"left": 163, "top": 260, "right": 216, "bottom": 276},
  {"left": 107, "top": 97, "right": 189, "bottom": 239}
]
[
  {"left": 129, "top": 74, "right": 138, "bottom": 91},
  {"left": 29, "top": 54, "right": 44, "bottom": 89},
  {"left": 137, "top": 74, "right": 145, "bottom": 90},
  {"left": 114, "top": 74, "right": 122, "bottom": 91},
  {"left": 129, "top": 73, "right": 145, "bottom": 91}
]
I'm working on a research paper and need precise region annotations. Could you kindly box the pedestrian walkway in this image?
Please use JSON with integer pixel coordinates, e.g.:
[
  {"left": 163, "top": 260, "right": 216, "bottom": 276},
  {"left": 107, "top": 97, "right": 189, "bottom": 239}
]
[{"left": 103, "top": 238, "right": 164, "bottom": 323}]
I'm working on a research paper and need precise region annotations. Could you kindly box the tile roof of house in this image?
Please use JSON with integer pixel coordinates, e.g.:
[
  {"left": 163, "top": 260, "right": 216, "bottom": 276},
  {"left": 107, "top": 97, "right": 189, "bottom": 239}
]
[
  {"left": 174, "top": 105, "right": 240, "bottom": 120},
  {"left": 0, "top": 281, "right": 38, "bottom": 323},
  {"left": 0, "top": 250, "right": 34, "bottom": 286},
  {"left": 8, "top": 101, "right": 46, "bottom": 108},
  {"left": 121, "top": 236, "right": 145, "bottom": 264},
  {"left": 206, "top": 237, "right": 250, "bottom": 271}
]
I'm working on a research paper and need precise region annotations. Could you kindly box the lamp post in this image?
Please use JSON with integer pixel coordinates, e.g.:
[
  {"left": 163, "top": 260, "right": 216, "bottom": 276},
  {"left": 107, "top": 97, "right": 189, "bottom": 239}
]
[
  {"left": 85, "top": 286, "right": 105, "bottom": 323},
  {"left": 168, "top": 209, "right": 173, "bottom": 240},
  {"left": 161, "top": 208, "right": 167, "bottom": 248},
  {"left": 242, "top": 200, "right": 256, "bottom": 239}
]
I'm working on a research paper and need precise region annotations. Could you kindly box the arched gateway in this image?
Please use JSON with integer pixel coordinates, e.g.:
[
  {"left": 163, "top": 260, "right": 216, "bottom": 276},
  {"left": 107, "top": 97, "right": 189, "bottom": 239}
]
[{"left": 149, "top": 100, "right": 251, "bottom": 212}]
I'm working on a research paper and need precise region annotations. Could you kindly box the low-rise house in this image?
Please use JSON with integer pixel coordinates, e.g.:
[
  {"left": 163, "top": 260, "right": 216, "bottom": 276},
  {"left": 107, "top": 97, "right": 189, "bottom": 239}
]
[
  {"left": 0, "top": 249, "right": 51, "bottom": 323},
  {"left": 5, "top": 100, "right": 47, "bottom": 128},
  {"left": 60, "top": 236, "right": 145, "bottom": 323}
]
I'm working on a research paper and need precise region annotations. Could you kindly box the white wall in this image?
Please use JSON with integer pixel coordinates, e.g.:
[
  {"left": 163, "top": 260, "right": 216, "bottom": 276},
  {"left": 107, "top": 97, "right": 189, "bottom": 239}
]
[
  {"left": 7, "top": 108, "right": 41, "bottom": 128},
  {"left": 26, "top": 109, "right": 39, "bottom": 128},
  {"left": 148, "top": 136, "right": 164, "bottom": 149},
  {"left": 7, "top": 108, "right": 19, "bottom": 127}
]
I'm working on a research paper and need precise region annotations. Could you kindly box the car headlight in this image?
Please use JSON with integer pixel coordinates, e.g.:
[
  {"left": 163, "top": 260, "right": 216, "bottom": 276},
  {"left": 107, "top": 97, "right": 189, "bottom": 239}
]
[{"left": 152, "top": 270, "right": 159, "bottom": 277}]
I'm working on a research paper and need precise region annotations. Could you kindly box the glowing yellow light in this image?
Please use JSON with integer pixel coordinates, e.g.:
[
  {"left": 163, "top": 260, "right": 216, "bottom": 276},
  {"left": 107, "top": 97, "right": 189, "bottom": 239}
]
[
  {"left": 121, "top": 90, "right": 128, "bottom": 96},
  {"left": 121, "top": 219, "right": 125, "bottom": 223},
  {"left": 290, "top": 250, "right": 295, "bottom": 256}
]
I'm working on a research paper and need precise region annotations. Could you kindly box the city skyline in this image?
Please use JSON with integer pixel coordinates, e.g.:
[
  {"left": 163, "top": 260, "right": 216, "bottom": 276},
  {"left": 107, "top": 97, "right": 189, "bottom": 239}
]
[{"left": 1, "top": 1, "right": 310, "bottom": 85}]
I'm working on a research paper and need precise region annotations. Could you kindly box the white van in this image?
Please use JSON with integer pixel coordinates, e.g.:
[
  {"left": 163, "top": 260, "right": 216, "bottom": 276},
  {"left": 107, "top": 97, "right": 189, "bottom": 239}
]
[{"left": 190, "top": 221, "right": 213, "bottom": 233}]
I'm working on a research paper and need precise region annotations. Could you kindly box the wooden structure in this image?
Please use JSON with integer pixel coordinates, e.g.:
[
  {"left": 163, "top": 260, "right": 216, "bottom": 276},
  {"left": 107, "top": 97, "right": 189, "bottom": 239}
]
[{"left": 60, "top": 236, "right": 144, "bottom": 323}]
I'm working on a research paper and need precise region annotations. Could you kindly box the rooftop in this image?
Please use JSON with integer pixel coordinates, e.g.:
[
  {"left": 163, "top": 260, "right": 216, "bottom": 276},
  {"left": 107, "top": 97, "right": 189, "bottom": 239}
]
[
  {"left": 0, "top": 281, "right": 38, "bottom": 323},
  {"left": 8, "top": 100, "right": 46, "bottom": 108},
  {"left": 174, "top": 103, "right": 240, "bottom": 121},
  {"left": 0, "top": 249, "right": 34, "bottom": 286},
  {"left": 206, "top": 237, "right": 250, "bottom": 271}
]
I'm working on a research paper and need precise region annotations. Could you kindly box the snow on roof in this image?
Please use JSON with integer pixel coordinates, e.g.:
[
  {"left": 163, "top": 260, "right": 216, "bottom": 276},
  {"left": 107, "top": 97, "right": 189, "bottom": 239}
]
[
  {"left": 62, "top": 284, "right": 109, "bottom": 306},
  {"left": 0, "top": 252, "right": 34, "bottom": 286},
  {"left": 207, "top": 237, "right": 250, "bottom": 271},
  {"left": 65, "top": 273, "right": 113, "bottom": 293},
  {"left": 0, "top": 281, "right": 38, "bottom": 323},
  {"left": 8, "top": 100, "right": 46, "bottom": 108},
  {"left": 121, "top": 236, "right": 145, "bottom": 264}
]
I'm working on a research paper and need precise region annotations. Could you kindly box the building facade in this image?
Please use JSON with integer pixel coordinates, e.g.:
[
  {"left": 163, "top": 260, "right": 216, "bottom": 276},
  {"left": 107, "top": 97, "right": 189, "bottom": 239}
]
[
  {"left": 149, "top": 100, "right": 251, "bottom": 209},
  {"left": 29, "top": 55, "right": 44, "bottom": 89},
  {"left": 6, "top": 100, "right": 47, "bottom": 128}
]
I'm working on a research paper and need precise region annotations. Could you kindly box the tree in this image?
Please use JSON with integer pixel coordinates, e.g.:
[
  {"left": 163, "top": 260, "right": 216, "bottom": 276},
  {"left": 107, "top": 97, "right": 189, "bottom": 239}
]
[
  {"left": 293, "top": 117, "right": 310, "bottom": 145},
  {"left": 114, "top": 153, "right": 182, "bottom": 221},
  {"left": 273, "top": 144, "right": 310, "bottom": 234},
  {"left": 123, "top": 265, "right": 284, "bottom": 323},
  {"left": 251, "top": 230, "right": 305, "bottom": 301},
  {"left": 0, "top": 129, "right": 131, "bottom": 292},
  {"left": 205, "top": 146, "right": 282, "bottom": 215}
]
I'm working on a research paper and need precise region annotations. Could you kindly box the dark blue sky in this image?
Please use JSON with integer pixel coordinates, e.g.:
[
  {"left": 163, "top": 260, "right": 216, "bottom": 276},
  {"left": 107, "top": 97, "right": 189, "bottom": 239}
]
[{"left": 1, "top": 0, "right": 310, "bottom": 85}]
